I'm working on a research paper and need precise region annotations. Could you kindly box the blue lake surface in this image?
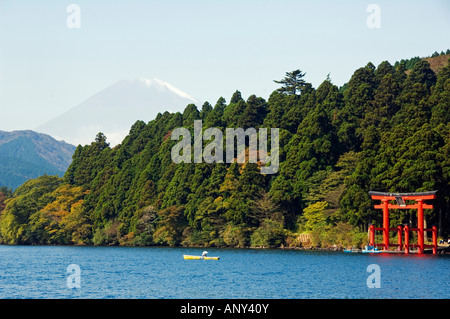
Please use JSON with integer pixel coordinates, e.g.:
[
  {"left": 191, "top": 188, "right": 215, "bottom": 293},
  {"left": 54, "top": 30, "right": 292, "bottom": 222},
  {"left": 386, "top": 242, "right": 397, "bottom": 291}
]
[{"left": 0, "top": 245, "right": 448, "bottom": 299}]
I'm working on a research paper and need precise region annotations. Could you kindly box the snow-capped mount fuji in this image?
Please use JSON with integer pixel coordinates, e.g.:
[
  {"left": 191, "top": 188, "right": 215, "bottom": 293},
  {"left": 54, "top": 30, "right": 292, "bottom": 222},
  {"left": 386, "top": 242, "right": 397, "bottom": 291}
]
[{"left": 36, "top": 78, "right": 201, "bottom": 146}]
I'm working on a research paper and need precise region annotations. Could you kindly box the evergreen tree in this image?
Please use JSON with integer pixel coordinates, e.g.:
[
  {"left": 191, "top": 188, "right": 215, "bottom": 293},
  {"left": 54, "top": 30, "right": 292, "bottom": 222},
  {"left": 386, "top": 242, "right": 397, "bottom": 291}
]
[
  {"left": 238, "top": 95, "right": 267, "bottom": 128},
  {"left": 337, "top": 63, "right": 377, "bottom": 152},
  {"left": 200, "top": 101, "right": 213, "bottom": 120},
  {"left": 274, "top": 69, "right": 308, "bottom": 95},
  {"left": 182, "top": 104, "right": 200, "bottom": 126}
]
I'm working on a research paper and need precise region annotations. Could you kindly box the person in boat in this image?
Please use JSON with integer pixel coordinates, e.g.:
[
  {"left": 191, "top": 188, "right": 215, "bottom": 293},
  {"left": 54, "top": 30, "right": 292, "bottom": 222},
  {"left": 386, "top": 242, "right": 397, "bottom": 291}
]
[{"left": 202, "top": 251, "right": 208, "bottom": 258}]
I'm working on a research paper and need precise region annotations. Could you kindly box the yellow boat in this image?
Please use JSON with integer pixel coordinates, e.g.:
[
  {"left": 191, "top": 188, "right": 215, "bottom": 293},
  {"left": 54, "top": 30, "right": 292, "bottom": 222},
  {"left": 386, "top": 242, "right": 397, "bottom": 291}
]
[{"left": 183, "top": 255, "right": 220, "bottom": 260}]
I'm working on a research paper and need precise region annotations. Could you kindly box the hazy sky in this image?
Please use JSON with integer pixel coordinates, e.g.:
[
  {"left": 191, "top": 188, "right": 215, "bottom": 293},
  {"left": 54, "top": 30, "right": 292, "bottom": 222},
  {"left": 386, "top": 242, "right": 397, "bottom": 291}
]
[{"left": 0, "top": 0, "right": 449, "bottom": 131}]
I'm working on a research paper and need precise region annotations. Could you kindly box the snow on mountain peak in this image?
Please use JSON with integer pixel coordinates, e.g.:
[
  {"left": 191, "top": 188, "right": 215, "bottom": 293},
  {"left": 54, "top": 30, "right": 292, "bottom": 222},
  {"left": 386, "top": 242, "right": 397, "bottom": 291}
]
[
  {"left": 37, "top": 77, "right": 202, "bottom": 146},
  {"left": 132, "top": 78, "right": 199, "bottom": 103}
]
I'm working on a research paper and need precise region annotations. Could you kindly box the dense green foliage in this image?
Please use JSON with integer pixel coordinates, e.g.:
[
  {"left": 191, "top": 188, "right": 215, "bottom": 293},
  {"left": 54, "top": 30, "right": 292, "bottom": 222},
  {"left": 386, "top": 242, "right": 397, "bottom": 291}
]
[
  {"left": 393, "top": 50, "right": 450, "bottom": 70},
  {"left": 1, "top": 56, "right": 449, "bottom": 248}
]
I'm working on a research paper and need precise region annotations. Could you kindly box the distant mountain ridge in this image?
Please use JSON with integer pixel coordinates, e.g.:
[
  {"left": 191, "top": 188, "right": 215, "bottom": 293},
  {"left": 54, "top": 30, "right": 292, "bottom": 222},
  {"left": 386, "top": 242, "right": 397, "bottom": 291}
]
[
  {"left": 36, "top": 78, "right": 201, "bottom": 146},
  {"left": 0, "top": 130, "right": 76, "bottom": 189}
]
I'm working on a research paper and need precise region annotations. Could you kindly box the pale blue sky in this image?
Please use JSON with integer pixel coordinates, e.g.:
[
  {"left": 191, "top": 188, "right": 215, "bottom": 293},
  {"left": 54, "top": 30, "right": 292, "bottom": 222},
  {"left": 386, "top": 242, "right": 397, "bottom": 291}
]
[{"left": 0, "top": 0, "right": 449, "bottom": 131}]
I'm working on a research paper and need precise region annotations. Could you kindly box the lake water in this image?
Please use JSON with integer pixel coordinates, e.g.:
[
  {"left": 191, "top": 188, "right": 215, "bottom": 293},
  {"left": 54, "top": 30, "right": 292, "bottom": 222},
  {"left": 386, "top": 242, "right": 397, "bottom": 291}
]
[{"left": 0, "top": 245, "right": 449, "bottom": 299}]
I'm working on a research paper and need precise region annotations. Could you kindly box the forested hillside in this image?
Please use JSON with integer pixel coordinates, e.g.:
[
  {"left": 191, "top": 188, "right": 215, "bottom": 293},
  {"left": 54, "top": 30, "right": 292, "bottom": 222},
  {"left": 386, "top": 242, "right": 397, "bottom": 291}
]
[{"left": 0, "top": 55, "right": 449, "bottom": 248}]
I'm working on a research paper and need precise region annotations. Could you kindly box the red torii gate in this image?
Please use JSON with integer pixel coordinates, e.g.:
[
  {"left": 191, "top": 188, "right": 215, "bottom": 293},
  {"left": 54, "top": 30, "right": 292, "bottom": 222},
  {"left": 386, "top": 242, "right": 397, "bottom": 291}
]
[{"left": 368, "top": 191, "right": 438, "bottom": 254}]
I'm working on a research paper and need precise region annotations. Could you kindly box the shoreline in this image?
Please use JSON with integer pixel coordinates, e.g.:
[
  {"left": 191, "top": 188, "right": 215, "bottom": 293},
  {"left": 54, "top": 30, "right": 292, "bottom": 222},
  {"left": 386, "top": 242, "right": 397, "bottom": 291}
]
[{"left": 2, "top": 242, "right": 448, "bottom": 254}]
